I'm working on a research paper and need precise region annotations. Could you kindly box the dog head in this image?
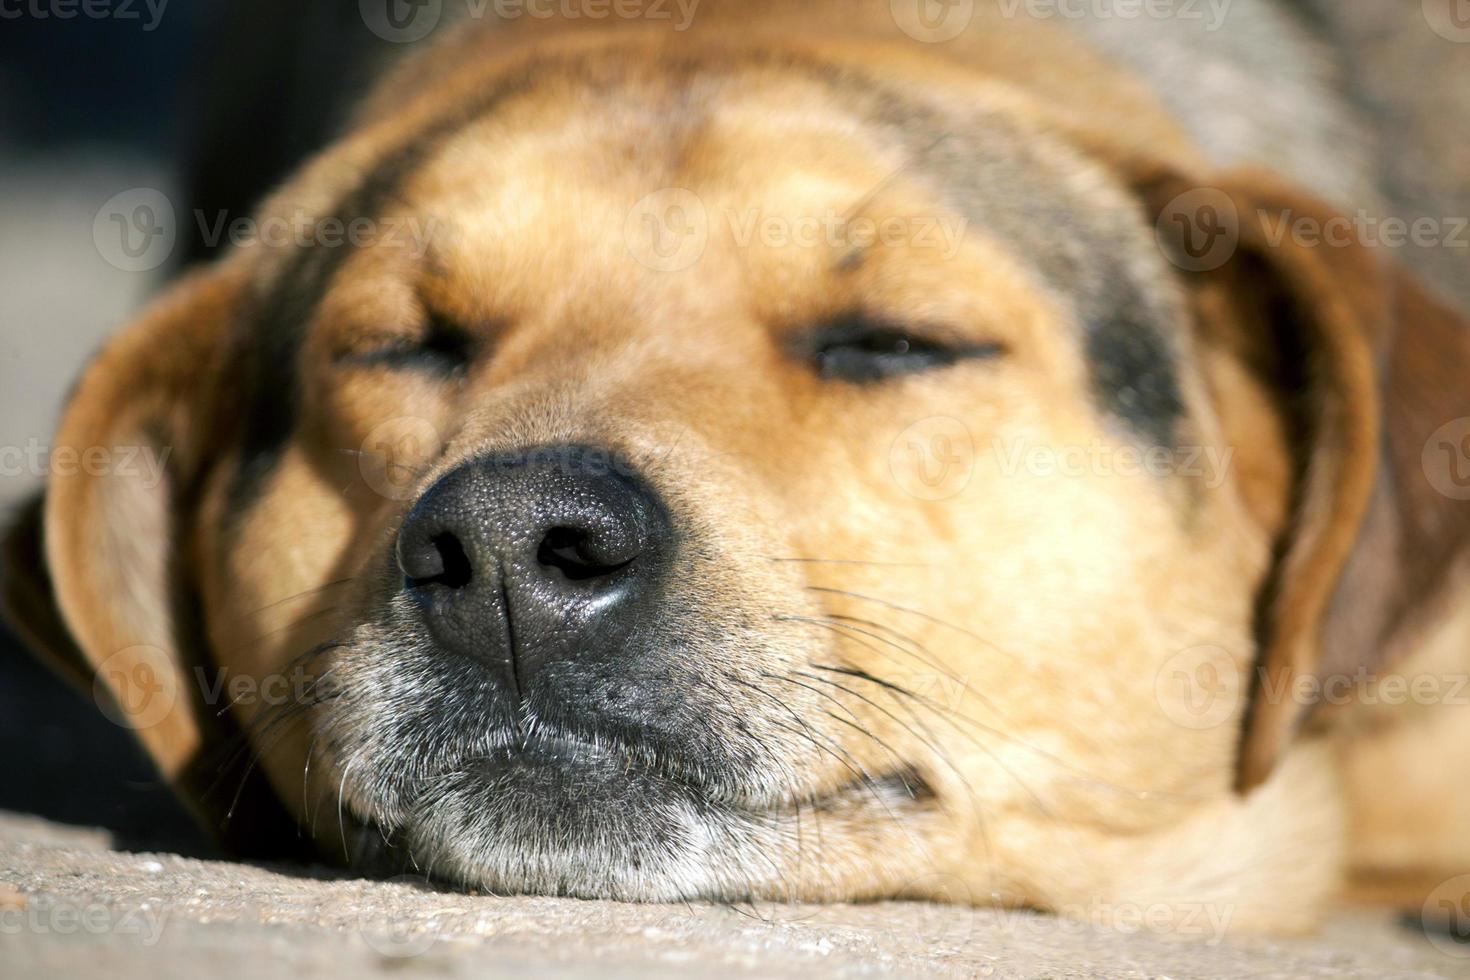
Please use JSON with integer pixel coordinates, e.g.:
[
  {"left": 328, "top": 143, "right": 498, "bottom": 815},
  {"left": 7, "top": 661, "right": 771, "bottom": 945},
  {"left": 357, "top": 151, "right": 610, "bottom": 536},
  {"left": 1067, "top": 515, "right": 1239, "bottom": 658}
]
[{"left": 7, "top": 17, "right": 1469, "bottom": 927}]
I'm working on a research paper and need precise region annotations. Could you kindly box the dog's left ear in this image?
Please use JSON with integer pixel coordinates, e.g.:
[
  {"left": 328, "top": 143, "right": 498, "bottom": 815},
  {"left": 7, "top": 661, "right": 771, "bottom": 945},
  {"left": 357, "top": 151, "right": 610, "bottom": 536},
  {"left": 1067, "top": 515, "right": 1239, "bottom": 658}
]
[
  {"left": 1137, "top": 164, "right": 1470, "bottom": 791},
  {"left": 2, "top": 259, "right": 301, "bottom": 852}
]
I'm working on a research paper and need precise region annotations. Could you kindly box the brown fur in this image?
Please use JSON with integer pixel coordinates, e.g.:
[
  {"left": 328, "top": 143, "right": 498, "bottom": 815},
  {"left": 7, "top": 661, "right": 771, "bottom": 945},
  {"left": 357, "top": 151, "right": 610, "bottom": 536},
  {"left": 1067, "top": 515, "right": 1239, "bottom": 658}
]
[{"left": 5, "top": 1, "right": 1469, "bottom": 934}]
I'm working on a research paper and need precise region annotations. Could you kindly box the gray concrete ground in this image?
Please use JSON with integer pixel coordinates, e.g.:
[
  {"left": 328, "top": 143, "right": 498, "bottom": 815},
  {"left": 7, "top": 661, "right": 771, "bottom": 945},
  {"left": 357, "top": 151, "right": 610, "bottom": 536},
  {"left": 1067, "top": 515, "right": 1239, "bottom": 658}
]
[{"left": 1, "top": 811, "right": 1466, "bottom": 979}]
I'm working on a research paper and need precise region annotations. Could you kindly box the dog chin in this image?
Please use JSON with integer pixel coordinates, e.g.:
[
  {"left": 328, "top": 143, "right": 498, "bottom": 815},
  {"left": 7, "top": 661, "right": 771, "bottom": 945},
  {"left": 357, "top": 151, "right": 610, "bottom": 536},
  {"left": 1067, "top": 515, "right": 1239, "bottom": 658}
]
[
  {"left": 345, "top": 730, "right": 754, "bottom": 901},
  {"left": 339, "top": 727, "right": 932, "bottom": 901}
]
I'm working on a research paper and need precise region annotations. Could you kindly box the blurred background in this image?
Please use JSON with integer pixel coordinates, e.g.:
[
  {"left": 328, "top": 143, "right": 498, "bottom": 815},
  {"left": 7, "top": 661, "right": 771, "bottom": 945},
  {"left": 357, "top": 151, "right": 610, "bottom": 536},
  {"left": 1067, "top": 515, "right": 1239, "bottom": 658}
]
[
  {"left": 0, "top": 0, "right": 396, "bottom": 852},
  {"left": 1, "top": 0, "right": 213, "bottom": 852}
]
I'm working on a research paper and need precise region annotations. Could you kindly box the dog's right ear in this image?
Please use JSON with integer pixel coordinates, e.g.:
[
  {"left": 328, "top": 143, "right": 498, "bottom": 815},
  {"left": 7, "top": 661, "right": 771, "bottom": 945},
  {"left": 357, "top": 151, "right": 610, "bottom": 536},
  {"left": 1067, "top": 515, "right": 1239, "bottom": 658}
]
[{"left": 0, "top": 258, "right": 296, "bottom": 849}]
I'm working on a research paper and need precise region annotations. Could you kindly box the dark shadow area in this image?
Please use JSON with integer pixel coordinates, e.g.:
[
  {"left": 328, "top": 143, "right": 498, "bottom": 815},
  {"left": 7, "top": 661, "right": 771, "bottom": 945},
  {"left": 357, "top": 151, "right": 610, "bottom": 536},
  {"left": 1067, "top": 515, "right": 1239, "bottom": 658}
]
[
  {"left": 0, "top": 622, "right": 211, "bottom": 854},
  {"left": 0, "top": 0, "right": 393, "bottom": 853}
]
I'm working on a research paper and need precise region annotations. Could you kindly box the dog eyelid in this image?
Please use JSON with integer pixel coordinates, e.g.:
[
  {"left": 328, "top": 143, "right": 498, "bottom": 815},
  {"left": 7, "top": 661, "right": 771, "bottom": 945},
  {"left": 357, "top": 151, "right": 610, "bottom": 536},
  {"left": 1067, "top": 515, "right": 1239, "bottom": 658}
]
[
  {"left": 801, "top": 312, "right": 1005, "bottom": 383},
  {"left": 332, "top": 314, "right": 478, "bottom": 376}
]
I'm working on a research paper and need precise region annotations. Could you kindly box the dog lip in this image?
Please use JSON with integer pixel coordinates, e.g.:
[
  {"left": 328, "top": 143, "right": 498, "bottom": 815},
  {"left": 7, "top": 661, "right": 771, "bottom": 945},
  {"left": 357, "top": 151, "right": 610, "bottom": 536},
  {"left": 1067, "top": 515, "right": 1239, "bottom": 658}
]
[
  {"left": 489, "top": 731, "right": 636, "bottom": 770},
  {"left": 472, "top": 728, "right": 701, "bottom": 792},
  {"left": 477, "top": 729, "right": 933, "bottom": 811},
  {"left": 460, "top": 728, "right": 932, "bottom": 812}
]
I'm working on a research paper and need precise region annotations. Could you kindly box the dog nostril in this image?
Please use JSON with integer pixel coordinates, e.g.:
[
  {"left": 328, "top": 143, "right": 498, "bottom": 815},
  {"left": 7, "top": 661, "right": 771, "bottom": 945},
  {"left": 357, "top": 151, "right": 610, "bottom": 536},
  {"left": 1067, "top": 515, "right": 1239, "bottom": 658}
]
[
  {"left": 432, "top": 533, "right": 474, "bottom": 588},
  {"left": 400, "top": 530, "right": 474, "bottom": 589},
  {"left": 537, "top": 526, "right": 634, "bottom": 582}
]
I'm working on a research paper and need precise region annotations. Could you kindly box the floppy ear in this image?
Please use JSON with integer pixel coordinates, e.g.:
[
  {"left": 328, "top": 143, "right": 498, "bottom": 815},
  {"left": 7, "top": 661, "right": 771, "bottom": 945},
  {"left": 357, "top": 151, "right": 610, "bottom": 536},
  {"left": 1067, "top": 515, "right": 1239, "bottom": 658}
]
[
  {"left": 1143, "top": 166, "right": 1470, "bottom": 791},
  {"left": 1, "top": 260, "right": 301, "bottom": 853}
]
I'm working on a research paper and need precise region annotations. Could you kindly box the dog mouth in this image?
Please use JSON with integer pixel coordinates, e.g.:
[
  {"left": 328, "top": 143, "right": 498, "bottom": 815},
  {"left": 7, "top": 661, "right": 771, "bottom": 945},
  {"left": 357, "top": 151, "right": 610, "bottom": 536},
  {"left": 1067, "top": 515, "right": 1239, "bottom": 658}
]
[
  {"left": 338, "top": 722, "right": 934, "bottom": 891},
  {"left": 465, "top": 729, "right": 931, "bottom": 810},
  {"left": 373, "top": 724, "right": 931, "bottom": 818}
]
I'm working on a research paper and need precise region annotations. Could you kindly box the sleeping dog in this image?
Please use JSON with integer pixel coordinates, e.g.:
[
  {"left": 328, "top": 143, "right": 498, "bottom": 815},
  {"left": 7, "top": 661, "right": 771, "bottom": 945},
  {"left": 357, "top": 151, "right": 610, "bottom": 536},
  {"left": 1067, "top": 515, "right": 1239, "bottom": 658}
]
[{"left": 6, "top": 0, "right": 1470, "bottom": 934}]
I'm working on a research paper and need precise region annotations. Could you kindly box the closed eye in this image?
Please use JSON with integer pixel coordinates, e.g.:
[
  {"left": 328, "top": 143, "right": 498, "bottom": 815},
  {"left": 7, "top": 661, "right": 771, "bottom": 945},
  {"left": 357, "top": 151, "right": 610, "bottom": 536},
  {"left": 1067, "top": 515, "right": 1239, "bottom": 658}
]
[
  {"left": 335, "top": 315, "right": 477, "bottom": 376},
  {"left": 804, "top": 312, "right": 1004, "bottom": 383}
]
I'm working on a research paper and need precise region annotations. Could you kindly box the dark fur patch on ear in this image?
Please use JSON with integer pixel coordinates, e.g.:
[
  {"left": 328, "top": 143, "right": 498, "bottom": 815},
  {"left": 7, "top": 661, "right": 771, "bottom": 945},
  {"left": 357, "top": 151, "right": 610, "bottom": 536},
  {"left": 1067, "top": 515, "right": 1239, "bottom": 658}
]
[{"left": 1, "top": 492, "right": 88, "bottom": 690}]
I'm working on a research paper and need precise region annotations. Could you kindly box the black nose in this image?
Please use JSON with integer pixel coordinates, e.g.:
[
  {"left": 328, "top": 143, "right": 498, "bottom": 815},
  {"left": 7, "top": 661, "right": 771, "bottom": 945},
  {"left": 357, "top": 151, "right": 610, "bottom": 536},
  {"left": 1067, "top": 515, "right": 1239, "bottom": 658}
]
[{"left": 395, "top": 445, "right": 671, "bottom": 692}]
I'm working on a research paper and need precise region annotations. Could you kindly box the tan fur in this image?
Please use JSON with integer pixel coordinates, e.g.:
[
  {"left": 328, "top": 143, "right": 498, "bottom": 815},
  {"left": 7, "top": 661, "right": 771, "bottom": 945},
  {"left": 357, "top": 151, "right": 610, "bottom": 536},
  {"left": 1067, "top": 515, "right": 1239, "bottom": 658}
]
[{"left": 7, "top": 0, "right": 1469, "bottom": 936}]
